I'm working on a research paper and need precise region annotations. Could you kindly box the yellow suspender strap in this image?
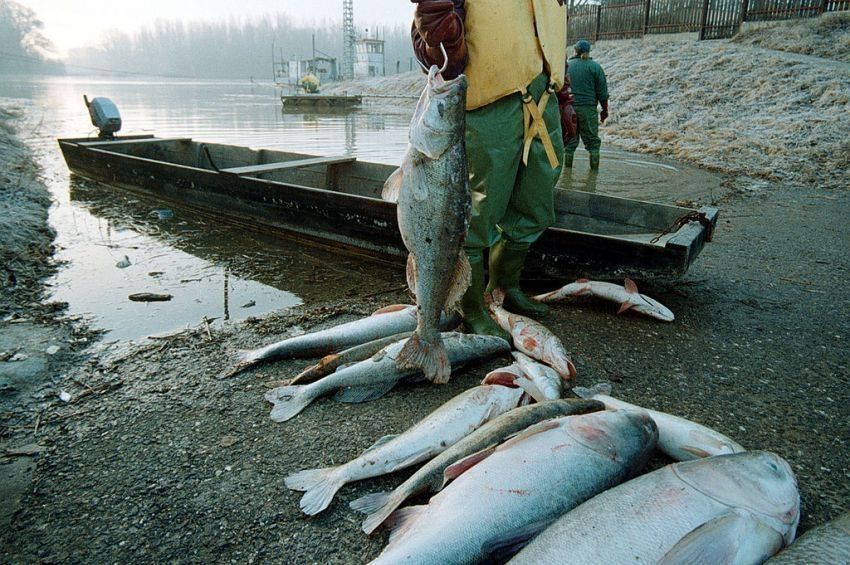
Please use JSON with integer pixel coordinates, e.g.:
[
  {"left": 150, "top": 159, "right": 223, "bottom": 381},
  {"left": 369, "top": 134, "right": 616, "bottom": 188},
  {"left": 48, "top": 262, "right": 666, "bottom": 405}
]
[{"left": 520, "top": 84, "right": 560, "bottom": 169}]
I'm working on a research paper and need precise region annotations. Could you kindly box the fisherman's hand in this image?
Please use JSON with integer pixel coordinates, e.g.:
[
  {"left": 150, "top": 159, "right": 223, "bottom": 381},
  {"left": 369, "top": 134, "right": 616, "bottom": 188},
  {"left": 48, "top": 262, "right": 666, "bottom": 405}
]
[
  {"left": 412, "top": 0, "right": 463, "bottom": 46},
  {"left": 557, "top": 83, "right": 577, "bottom": 143},
  {"left": 600, "top": 100, "right": 609, "bottom": 124}
]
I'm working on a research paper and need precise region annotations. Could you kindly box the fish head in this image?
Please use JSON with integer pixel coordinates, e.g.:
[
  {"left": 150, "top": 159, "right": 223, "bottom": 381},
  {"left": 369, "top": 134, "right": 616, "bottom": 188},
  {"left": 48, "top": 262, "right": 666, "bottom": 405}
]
[
  {"left": 672, "top": 451, "right": 800, "bottom": 542},
  {"left": 409, "top": 67, "right": 467, "bottom": 160},
  {"left": 511, "top": 352, "right": 563, "bottom": 400},
  {"left": 563, "top": 409, "right": 658, "bottom": 465}
]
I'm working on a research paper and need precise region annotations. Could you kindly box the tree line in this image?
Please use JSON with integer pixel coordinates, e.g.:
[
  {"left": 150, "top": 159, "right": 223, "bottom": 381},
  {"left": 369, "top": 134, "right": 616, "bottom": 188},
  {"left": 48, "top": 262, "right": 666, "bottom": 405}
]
[{"left": 0, "top": 0, "right": 64, "bottom": 74}]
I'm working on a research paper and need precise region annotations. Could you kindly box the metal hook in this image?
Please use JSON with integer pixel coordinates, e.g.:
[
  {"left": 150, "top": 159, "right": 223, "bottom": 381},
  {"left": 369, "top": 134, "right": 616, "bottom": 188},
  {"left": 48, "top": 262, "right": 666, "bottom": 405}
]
[{"left": 438, "top": 42, "right": 449, "bottom": 74}]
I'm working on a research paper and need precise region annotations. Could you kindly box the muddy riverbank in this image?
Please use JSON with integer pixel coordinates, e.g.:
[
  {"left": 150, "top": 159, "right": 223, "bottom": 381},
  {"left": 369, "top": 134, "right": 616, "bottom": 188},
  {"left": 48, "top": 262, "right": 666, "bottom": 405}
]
[{"left": 2, "top": 19, "right": 849, "bottom": 564}]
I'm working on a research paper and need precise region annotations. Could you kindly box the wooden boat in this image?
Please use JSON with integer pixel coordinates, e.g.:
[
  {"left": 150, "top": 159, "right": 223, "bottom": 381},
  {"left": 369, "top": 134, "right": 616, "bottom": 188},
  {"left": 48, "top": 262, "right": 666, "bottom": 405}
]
[
  {"left": 57, "top": 135, "right": 718, "bottom": 280},
  {"left": 280, "top": 93, "right": 362, "bottom": 109}
]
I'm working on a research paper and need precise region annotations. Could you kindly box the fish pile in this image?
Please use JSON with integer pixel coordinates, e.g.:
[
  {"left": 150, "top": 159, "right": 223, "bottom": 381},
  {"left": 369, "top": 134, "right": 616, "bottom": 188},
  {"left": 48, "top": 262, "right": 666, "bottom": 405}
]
[{"left": 212, "top": 62, "right": 825, "bottom": 564}]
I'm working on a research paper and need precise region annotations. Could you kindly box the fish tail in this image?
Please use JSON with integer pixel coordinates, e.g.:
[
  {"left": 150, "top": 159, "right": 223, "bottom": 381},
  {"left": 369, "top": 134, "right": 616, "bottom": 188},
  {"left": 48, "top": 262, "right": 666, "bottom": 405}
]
[
  {"left": 284, "top": 467, "right": 345, "bottom": 516},
  {"left": 350, "top": 491, "right": 402, "bottom": 534},
  {"left": 395, "top": 333, "right": 451, "bottom": 384},
  {"left": 264, "top": 385, "right": 316, "bottom": 422},
  {"left": 573, "top": 382, "right": 612, "bottom": 399},
  {"left": 217, "top": 349, "right": 256, "bottom": 379}
]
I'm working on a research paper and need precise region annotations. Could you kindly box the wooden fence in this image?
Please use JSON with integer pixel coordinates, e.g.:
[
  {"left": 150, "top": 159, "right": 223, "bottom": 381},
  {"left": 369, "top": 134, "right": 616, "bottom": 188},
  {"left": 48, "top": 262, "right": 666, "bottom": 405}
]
[{"left": 568, "top": 0, "right": 848, "bottom": 41}]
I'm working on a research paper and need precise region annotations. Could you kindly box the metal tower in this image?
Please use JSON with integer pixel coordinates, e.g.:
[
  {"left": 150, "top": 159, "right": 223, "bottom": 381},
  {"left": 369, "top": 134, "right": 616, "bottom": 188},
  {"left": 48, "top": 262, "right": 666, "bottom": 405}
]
[{"left": 342, "top": 0, "right": 355, "bottom": 80}]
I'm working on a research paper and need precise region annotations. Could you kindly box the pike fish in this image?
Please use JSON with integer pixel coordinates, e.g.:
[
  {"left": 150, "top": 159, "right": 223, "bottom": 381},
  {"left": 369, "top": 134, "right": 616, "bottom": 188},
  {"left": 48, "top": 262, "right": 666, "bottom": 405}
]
[
  {"left": 368, "top": 409, "right": 657, "bottom": 564},
  {"left": 350, "top": 398, "right": 604, "bottom": 535},
  {"left": 288, "top": 331, "right": 413, "bottom": 385},
  {"left": 511, "top": 451, "right": 800, "bottom": 564},
  {"left": 489, "top": 291, "right": 577, "bottom": 381},
  {"left": 285, "top": 384, "right": 525, "bottom": 516},
  {"left": 264, "top": 332, "right": 509, "bottom": 422},
  {"left": 220, "top": 304, "right": 457, "bottom": 378},
  {"left": 382, "top": 64, "right": 472, "bottom": 385},
  {"left": 534, "top": 278, "right": 675, "bottom": 322},
  {"left": 574, "top": 382, "right": 745, "bottom": 461},
  {"left": 767, "top": 510, "right": 850, "bottom": 564}
]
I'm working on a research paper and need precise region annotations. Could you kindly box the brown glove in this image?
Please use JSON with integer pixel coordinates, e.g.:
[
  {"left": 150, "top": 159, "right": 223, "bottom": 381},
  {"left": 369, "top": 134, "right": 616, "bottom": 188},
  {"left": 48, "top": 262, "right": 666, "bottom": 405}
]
[
  {"left": 600, "top": 100, "right": 609, "bottom": 124},
  {"left": 557, "top": 66, "right": 577, "bottom": 144},
  {"left": 410, "top": 0, "right": 467, "bottom": 79}
]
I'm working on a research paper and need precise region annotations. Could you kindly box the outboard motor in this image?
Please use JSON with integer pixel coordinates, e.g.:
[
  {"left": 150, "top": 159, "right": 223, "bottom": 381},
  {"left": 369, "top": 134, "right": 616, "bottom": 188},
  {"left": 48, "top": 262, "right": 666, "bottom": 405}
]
[{"left": 83, "top": 95, "right": 122, "bottom": 139}]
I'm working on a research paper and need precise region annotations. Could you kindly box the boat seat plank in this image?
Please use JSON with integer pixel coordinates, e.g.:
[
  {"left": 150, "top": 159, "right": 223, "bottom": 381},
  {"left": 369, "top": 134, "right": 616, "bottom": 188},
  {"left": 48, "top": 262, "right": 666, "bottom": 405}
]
[
  {"left": 220, "top": 156, "right": 355, "bottom": 176},
  {"left": 78, "top": 137, "right": 192, "bottom": 147}
]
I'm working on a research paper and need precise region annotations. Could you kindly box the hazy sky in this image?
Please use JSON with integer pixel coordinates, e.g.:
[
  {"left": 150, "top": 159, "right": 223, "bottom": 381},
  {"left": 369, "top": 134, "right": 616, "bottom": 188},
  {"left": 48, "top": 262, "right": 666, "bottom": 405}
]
[{"left": 20, "top": 0, "right": 414, "bottom": 56}]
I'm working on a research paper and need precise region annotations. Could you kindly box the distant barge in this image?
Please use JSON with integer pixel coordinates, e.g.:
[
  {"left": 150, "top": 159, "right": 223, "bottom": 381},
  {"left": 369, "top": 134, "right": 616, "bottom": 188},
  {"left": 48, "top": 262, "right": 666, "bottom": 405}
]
[
  {"left": 57, "top": 135, "right": 718, "bottom": 280},
  {"left": 280, "top": 94, "right": 362, "bottom": 109}
]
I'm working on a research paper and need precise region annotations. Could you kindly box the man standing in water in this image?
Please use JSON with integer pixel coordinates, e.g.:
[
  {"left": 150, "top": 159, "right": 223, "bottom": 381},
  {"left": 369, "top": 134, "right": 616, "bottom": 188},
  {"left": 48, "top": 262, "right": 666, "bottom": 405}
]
[
  {"left": 565, "top": 39, "right": 609, "bottom": 171},
  {"left": 411, "top": 0, "right": 576, "bottom": 338}
]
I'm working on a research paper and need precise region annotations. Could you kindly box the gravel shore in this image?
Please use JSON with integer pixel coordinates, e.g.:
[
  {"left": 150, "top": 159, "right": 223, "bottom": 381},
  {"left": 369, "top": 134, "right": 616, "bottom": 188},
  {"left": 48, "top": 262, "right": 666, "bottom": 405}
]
[{"left": 2, "top": 18, "right": 849, "bottom": 564}]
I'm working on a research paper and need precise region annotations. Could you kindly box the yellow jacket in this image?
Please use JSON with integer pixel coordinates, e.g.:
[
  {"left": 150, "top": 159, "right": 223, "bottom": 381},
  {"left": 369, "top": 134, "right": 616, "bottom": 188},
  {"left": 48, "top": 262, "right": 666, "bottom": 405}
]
[{"left": 464, "top": 0, "right": 567, "bottom": 110}]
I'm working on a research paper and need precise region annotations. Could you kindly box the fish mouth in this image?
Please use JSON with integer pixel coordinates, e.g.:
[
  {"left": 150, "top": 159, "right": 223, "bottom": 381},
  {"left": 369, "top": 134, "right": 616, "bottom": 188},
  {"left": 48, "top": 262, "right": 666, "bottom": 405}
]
[{"left": 428, "top": 66, "right": 467, "bottom": 94}]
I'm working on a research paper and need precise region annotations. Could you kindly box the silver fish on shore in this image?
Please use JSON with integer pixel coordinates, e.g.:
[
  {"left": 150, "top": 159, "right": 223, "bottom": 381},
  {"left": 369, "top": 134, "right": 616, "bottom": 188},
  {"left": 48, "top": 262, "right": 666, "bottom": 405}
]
[
  {"left": 368, "top": 409, "right": 657, "bottom": 564},
  {"left": 288, "top": 331, "right": 413, "bottom": 385},
  {"left": 510, "top": 352, "right": 564, "bottom": 404},
  {"left": 219, "top": 304, "right": 457, "bottom": 378},
  {"left": 285, "top": 384, "right": 525, "bottom": 516},
  {"left": 382, "top": 64, "right": 471, "bottom": 385},
  {"left": 574, "top": 382, "right": 745, "bottom": 460},
  {"left": 264, "top": 332, "right": 509, "bottom": 422},
  {"left": 511, "top": 451, "right": 800, "bottom": 564},
  {"left": 489, "top": 290, "right": 577, "bottom": 381},
  {"left": 350, "top": 398, "right": 604, "bottom": 535},
  {"left": 767, "top": 510, "right": 850, "bottom": 564},
  {"left": 534, "top": 277, "right": 675, "bottom": 322}
]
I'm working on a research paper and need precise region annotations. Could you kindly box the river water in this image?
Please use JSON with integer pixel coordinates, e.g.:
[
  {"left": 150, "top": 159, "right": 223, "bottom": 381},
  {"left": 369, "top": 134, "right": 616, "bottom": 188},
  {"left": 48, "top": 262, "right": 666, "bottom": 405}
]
[{"left": 1, "top": 76, "right": 721, "bottom": 342}]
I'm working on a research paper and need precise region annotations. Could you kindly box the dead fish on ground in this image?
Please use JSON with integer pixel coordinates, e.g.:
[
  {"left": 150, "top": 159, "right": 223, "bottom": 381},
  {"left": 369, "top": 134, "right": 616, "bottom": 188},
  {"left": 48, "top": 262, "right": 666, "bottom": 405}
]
[
  {"left": 288, "top": 331, "right": 413, "bottom": 385},
  {"left": 511, "top": 451, "right": 800, "bottom": 564},
  {"left": 534, "top": 277, "right": 674, "bottom": 322},
  {"left": 368, "top": 409, "right": 657, "bottom": 564},
  {"left": 489, "top": 289, "right": 577, "bottom": 381},
  {"left": 574, "top": 382, "right": 745, "bottom": 461},
  {"left": 264, "top": 332, "right": 509, "bottom": 423},
  {"left": 218, "top": 304, "right": 458, "bottom": 379},
  {"left": 382, "top": 61, "right": 471, "bottom": 385},
  {"left": 285, "top": 383, "right": 526, "bottom": 516},
  {"left": 767, "top": 510, "right": 850, "bottom": 564},
  {"left": 351, "top": 398, "right": 604, "bottom": 535}
]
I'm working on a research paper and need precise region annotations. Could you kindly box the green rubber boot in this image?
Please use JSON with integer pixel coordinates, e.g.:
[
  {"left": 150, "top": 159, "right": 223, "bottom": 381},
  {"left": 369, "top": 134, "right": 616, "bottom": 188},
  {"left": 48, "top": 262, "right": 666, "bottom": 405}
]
[
  {"left": 589, "top": 150, "right": 600, "bottom": 171},
  {"left": 486, "top": 239, "right": 548, "bottom": 317},
  {"left": 460, "top": 251, "right": 511, "bottom": 340},
  {"left": 564, "top": 150, "right": 575, "bottom": 169}
]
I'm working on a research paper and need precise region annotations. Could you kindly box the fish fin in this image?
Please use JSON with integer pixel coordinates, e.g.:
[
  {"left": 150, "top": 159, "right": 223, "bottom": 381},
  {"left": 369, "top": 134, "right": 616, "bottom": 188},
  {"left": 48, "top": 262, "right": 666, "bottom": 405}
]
[
  {"left": 443, "top": 250, "right": 472, "bottom": 314},
  {"left": 288, "top": 357, "right": 329, "bottom": 385},
  {"left": 481, "top": 367, "right": 521, "bottom": 387},
  {"left": 405, "top": 254, "right": 418, "bottom": 296},
  {"left": 371, "top": 304, "right": 413, "bottom": 315},
  {"left": 284, "top": 467, "right": 345, "bottom": 516},
  {"left": 659, "top": 511, "right": 784, "bottom": 565},
  {"left": 265, "top": 385, "right": 315, "bottom": 422},
  {"left": 572, "top": 382, "right": 612, "bottom": 399},
  {"left": 382, "top": 166, "right": 403, "bottom": 202},
  {"left": 333, "top": 380, "right": 397, "bottom": 403},
  {"left": 350, "top": 491, "right": 392, "bottom": 515},
  {"left": 497, "top": 419, "right": 561, "bottom": 451},
  {"left": 617, "top": 301, "right": 634, "bottom": 315},
  {"left": 577, "top": 278, "right": 590, "bottom": 283},
  {"left": 679, "top": 445, "right": 713, "bottom": 459},
  {"left": 442, "top": 445, "right": 497, "bottom": 486},
  {"left": 385, "top": 504, "right": 427, "bottom": 544},
  {"left": 217, "top": 350, "right": 256, "bottom": 379},
  {"left": 363, "top": 434, "right": 399, "bottom": 454},
  {"left": 514, "top": 376, "right": 546, "bottom": 403},
  {"left": 624, "top": 277, "right": 639, "bottom": 294},
  {"left": 482, "top": 518, "right": 556, "bottom": 563},
  {"left": 396, "top": 333, "right": 451, "bottom": 384}
]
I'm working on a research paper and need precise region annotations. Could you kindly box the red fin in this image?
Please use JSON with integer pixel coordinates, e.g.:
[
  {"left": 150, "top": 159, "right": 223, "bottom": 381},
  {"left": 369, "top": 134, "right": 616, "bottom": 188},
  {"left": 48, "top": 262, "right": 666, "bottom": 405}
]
[
  {"left": 405, "top": 254, "right": 417, "bottom": 296},
  {"left": 442, "top": 446, "right": 497, "bottom": 485},
  {"left": 384, "top": 504, "right": 426, "bottom": 543},
  {"left": 482, "top": 371, "right": 520, "bottom": 387},
  {"left": 372, "top": 304, "right": 411, "bottom": 316},
  {"left": 617, "top": 301, "right": 634, "bottom": 315},
  {"left": 624, "top": 278, "right": 639, "bottom": 294},
  {"left": 576, "top": 278, "right": 590, "bottom": 283},
  {"left": 396, "top": 333, "right": 451, "bottom": 384}
]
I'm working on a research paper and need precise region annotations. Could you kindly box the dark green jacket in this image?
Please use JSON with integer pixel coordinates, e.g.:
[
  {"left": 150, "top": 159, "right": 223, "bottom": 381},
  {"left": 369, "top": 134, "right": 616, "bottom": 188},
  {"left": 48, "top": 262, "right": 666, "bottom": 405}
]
[{"left": 567, "top": 57, "right": 608, "bottom": 107}]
